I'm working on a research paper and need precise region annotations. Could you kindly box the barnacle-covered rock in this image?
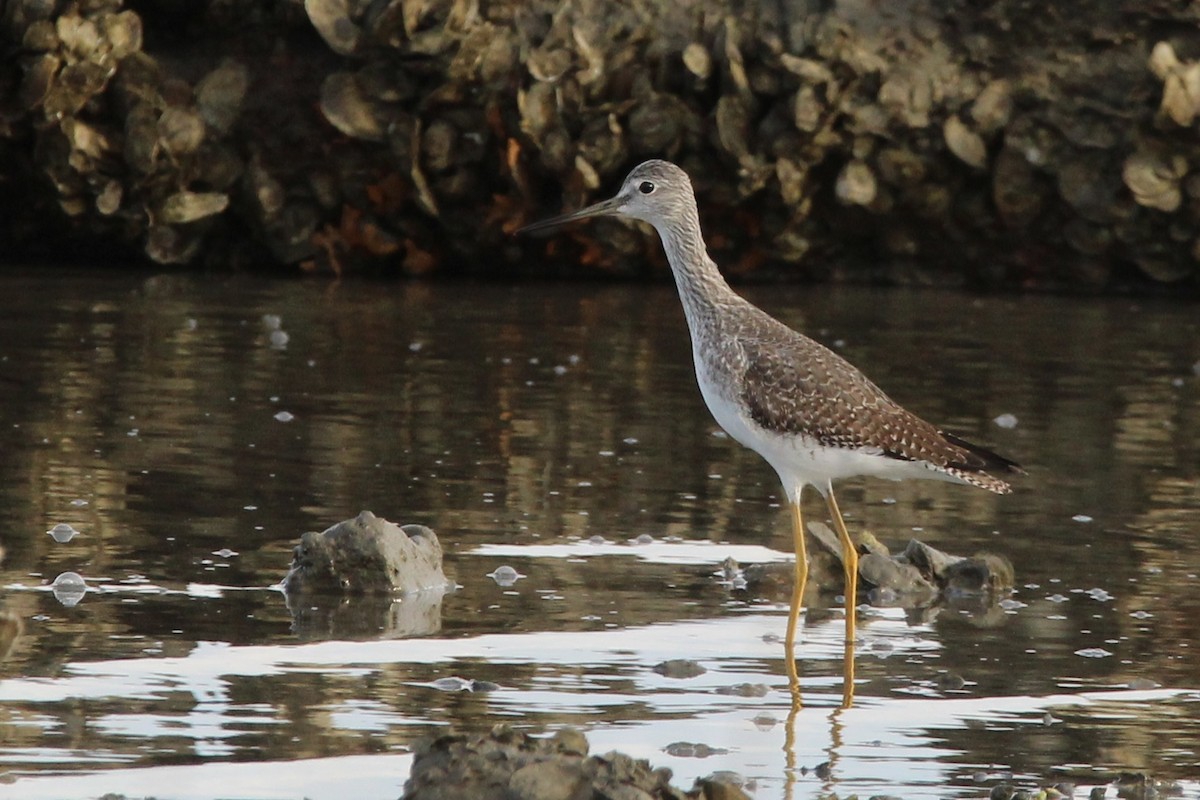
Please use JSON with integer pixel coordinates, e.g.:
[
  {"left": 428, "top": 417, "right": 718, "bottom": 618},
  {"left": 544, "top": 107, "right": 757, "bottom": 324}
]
[
  {"left": 943, "top": 115, "right": 987, "bottom": 169},
  {"left": 683, "top": 42, "right": 712, "bottom": 81},
  {"left": 0, "top": 0, "right": 1197, "bottom": 287},
  {"left": 1123, "top": 150, "right": 1187, "bottom": 212},
  {"left": 970, "top": 79, "right": 1012, "bottom": 134},
  {"left": 159, "top": 191, "right": 229, "bottom": 224},
  {"left": 305, "top": 0, "right": 362, "bottom": 56},
  {"left": 1058, "top": 156, "right": 1122, "bottom": 223},
  {"left": 992, "top": 146, "right": 1044, "bottom": 227},
  {"left": 319, "top": 71, "right": 385, "bottom": 141},
  {"left": 157, "top": 106, "right": 206, "bottom": 155},
  {"left": 835, "top": 159, "right": 877, "bottom": 206},
  {"left": 1149, "top": 41, "right": 1200, "bottom": 127},
  {"left": 195, "top": 59, "right": 247, "bottom": 135}
]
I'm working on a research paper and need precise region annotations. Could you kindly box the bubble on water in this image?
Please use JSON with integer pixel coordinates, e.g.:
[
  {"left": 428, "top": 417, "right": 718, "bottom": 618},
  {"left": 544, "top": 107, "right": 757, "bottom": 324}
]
[
  {"left": 69, "top": 498, "right": 88, "bottom": 507},
  {"left": 1074, "top": 647, "right": 1113, "bottom": 659},
  {"left": 628, "top": 533, "right": 654, "bottom": 545},
  {"left": 999, "top": 598, "right": 1027, "bottom": 610},
  {"left": 269, "top": 330, "right": 289, "bottom": 349},
  {"left": 586, "top": 535, "right": 608, "bottom": 545},
  {"left": 1072, "top": 514, "right": 1093, "bottom": 523},
  {"left": 47, "top": 523, "right": 79, "bottom": 543},
  {"left": 51, "top": 572, "right": 88, "bottom": 607},
  {"left": 993, "top": 413, "right": 1019, "bottom": 429},
  {"left": 184, "top": 318, "right": 198, "bottom": 331},
  {"left": 487, "top": 565, "right": 523, "bottom": 586},
  {"left": 1086, "top": 587, "right": 1113, "bottom": 602},
  {"left": 261, "top": 314, "right": 282, "bottom": 331},
  {"left": 409, "top": 341, "right": 423, "bottom": 352},
  {"left": 1126, "top": 677, "right": 1161, "bottom": 690},
  {"left": 622, "top": 437, "right": 638, "bottom": 445},
  {"left": 430, "top": 676, "right": 473, "bottom": 692},
  {"left": 1129, "top": 610, "right": 1153, "bottom": 620},
  {"left": 274, "top": 411, "right": 295, "bottom": 423},
  {"left": 553, "top": 365, "right": 567, "bottom": 376},
  {"left": 212, "top": 548, "right": 238, "bottom": 558},
  {"left": 881, "top": 496, "right": 897, "bottom": 505},
  {"left": 1047, "top": 593, "right": 1069, "bottom": 603}
]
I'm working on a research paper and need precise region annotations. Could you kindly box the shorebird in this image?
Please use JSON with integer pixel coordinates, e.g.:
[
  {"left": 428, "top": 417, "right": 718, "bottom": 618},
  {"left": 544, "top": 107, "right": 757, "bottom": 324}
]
[{"left": 519, "top": 160, "right": 1021, "bottom": 705}]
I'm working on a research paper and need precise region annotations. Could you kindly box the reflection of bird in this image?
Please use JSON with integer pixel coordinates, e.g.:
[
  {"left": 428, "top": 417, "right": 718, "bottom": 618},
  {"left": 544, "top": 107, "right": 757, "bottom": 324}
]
[{"left": 520, "top": 160, "right": 1021, "bottom": 705}]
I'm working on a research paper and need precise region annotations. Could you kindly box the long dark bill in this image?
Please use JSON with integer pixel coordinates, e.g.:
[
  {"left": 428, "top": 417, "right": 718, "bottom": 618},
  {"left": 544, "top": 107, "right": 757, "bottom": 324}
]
[{"left": 517, "top": 196, "right": 623, "bottom": 234}]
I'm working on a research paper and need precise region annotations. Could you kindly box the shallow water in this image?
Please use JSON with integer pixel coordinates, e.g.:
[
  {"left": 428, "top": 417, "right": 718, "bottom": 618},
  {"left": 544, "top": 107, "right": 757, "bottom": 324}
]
[{"left": 0, "top": 270, "right": 1198, "bottom": 799}]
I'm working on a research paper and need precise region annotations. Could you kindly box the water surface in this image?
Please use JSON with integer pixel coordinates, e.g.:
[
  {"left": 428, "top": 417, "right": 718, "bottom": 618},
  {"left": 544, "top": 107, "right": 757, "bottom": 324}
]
[{"left": 0, "top": 271, "right": 1198, "bottom": 798}]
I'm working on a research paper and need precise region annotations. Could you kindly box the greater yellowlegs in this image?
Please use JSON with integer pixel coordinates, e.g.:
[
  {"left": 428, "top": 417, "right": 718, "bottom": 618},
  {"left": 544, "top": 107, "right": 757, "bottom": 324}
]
[{"left": 520, "top": 160, "right": 1021, "bottom": 705}]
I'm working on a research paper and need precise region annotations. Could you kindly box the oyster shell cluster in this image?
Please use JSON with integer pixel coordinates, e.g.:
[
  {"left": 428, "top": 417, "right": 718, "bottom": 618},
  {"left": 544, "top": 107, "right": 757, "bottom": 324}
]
[{"left": 2, "top": 0, "right": 1199, "bottom": 285}]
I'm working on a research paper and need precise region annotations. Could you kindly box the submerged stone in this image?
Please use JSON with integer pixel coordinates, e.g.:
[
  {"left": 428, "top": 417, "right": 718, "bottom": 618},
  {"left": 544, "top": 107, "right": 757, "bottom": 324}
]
[
  {"left": 403, "top": 725, "right": 707, "bottom": 800},
  {"left": 284, "top": 510, "right": 448, "bottom": 595},
  {"left": 652, "top": 659, "right": 706, "bottom": 679}
]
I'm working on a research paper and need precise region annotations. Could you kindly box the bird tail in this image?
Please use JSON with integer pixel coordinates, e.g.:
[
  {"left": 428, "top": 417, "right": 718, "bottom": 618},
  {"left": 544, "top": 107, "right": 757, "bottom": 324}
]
[{"left": 941, "top": 431, "right": 1024, "bottom": 495}]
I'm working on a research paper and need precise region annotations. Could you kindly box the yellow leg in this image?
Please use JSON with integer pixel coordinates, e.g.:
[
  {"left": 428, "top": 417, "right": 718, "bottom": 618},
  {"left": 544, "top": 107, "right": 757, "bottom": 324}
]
[
  {"left": 824, "top": 487, "right": 857, "bottom": 708},
  {"left": 785, "top": 497, "right": 808, "bottom": 705}
]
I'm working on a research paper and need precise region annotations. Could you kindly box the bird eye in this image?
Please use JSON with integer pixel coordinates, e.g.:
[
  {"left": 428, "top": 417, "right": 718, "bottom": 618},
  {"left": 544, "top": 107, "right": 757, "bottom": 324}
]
[{"left": 638, "top": 181, "right": 655, "bottom": 195}]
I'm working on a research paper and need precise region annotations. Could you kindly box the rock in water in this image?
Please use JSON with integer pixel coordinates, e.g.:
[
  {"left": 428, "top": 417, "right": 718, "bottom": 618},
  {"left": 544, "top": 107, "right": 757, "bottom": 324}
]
[
  {"left": 402, "top": 725, "right": 751, "bottom": 800},
  {"left": 283, "top": 510, "right": 448, "bottom": 595}
]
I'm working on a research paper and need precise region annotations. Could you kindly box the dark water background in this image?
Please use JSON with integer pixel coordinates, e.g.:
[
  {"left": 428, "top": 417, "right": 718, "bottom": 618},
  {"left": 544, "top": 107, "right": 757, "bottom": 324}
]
[{"left": 0, "top": 270, "right": 1197, "bottom": 798}]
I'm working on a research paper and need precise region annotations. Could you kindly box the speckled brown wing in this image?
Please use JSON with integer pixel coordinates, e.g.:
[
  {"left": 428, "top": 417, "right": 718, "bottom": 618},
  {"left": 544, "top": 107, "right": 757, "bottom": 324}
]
[{"left": 737, "top": 321, "right": 1020, "bottom": 493}]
